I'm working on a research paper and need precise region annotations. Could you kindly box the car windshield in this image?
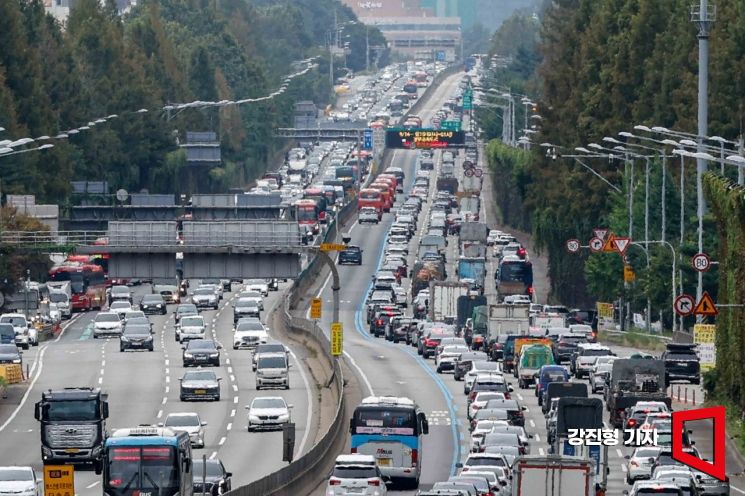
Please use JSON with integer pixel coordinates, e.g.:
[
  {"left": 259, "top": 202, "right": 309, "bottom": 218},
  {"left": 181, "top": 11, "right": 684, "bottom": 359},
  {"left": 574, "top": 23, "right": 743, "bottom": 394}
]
[
  {"left": 183, "top": 371, "right": 216, "bottom": 381},
  {"left": 142, "top": 296, "right": 162, "bottom": 303},
  {"left": 191, "top": 460, "right": 223, "bottom": 478},
  {"left": 111, "top": 302, "right": 130, "bottom": 309},
  {"left": 466, "top": 457, "right": 506, "bottom": 467},
  {"left": 0, "top": 469, "right": 32, "bottom": 481},
  {"left": 257, "top": 344, "right": 284, "bottom": 353},
  {"left": 236, "top": 322, "right": 264, "bottom": 332},
  {"left": 181, "top": 317, "right": 203, "bottom": 327},
  {"left": 165, "top": 415, "right": 199, "bottom": 427},
  {"left": 237, "top": 298, "right": 257, "bottom": 306},
  {"left": 188, "top": 341, "right": 216, "bottom": 350},
  {"left": 111, "top": 286, "right": 129, "bottom": 295},
  {"left": 177, "top": 305, "right": 197, "bottom": 314},
  {"left": 582, "top": 349, "right": 611, "bottom": 357},
  {"left": 667, "top": 353, "right": 697, "bottom": 360},
  {"left": 0, "top": 344, "right": 19, "bottom": 354},
  {"left": 543, "top": 372, "right": 566, "bottom": 381},
  {"left": 332, "top": 466, "right": 377, "bottom": 479},
  {"left": 123, "top": 326, "right": 149, "bottom": 335},
  {"left": 243, "top": 292, "right": 261, "bottom": 298},
  {"left": 194, "top": 288, "right": 213, "bottom": 295},
  {"left": 96, "top": 313, "right": 120, "bottom": 323},
  {"left": 252, "top": 398, "right": 286, "bottom": 409},
  {"left": 49, "top": 293, "right": 68, "bottom": 303},
  {"left": 0, "top": 317, "right": 26, "bottom": 326},
  {"left": 258, "top": 356, "right": 287, "bottom": 368}
]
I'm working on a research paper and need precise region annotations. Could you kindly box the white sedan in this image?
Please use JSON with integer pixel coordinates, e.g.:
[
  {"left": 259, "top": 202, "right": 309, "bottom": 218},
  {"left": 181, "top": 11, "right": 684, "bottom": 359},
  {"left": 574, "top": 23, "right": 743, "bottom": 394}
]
[{"left": 246, "top": 396, "right": 292, "bottom": 431}]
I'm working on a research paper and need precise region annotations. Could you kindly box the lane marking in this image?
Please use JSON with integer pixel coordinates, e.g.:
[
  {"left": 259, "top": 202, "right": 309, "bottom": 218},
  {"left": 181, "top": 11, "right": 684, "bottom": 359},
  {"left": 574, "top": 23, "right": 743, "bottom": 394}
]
[
  {"left": 98, "top": 377, "right": 102, "bottom": 385},
  {"left": 529, "top": 420, "right": 536, "bottom": 428},
  {"left": 616, "top": 448, "right": 624, "bottom": 458},
  {"left": 516, "top": 393, "right": 524, "bottom": 401},
  {"left": 165, "top": 386, "right": 170, "bottom": 394},
  {"left": 209, "top": 451, "right": 217, "bottom": 460},
  {"left": 157, "top": 410, "right": 163, "bottom": 419},
  {"left": 226, "top": 423, "right": 232, "bottom": 431},
  {"left": 233, "top": 397, "right": 238, "bottom": 404},
  {"left": 86, "top": 481, "right": 100, "bottom": 489},
  {"left": 230, "top": 375, "right": 236, "bottom": 383},
  {"left": 161, "top": 397, "right": 167, "bottom": 405},
  {"left": 232, "top": 385, "right": 238, "bottom": 392},
  {"left": 230, "top": 409, "right": 236, "bottom": 417},
  {"left": 218, "top": 436, "right": 226, "bottom": 446},
  {"left": 539, "top": 448, "right": 545, "bottom": 455}
]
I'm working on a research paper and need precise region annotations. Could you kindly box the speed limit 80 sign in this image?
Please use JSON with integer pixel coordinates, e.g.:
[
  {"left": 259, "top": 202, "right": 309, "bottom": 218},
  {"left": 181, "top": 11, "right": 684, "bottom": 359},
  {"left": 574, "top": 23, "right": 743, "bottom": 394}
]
[
  {"left": 566, "top": 239, "right": 580, "bottom": 253},
  {"left": 691, "top": 253, "right": 711, "bottom": 272}
]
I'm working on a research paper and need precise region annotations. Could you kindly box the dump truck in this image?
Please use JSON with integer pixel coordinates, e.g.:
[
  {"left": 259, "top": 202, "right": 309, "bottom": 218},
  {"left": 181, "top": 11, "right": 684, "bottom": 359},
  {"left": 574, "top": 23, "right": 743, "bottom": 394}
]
[{"left": 411, "top": 260, "right": 445, "bottom": 299}]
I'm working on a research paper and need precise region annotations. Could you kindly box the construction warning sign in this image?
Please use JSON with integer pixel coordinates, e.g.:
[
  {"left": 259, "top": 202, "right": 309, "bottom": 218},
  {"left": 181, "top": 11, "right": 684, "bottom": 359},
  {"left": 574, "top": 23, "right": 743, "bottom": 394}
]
[
  {"left": 44, "top": 465, "right": 74, "bottom": 496},
  {"left": 331, "top": 322, "right": 343, "bottom": 356},
  {"left": 693, "top": 291, "right": 718, "bottom": 316},
  {"left": 602, "top": 233, "right": 616, "bottom": 253}
]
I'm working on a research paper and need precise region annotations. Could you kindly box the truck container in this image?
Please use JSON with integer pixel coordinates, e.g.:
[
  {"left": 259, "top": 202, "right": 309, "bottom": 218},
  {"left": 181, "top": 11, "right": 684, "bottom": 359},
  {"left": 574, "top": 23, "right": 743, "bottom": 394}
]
[
  {"left": 516, "top": 344, "right": 556, "bottom": 388},
  {"left": 436, "top": 177, "right": 458, "bottom": 194},
  {"left": 429, "top": 281, "right": 470, "bottom": 324},
  {"left": 460, "top": 241, "right": 487, "bottom": 259},
  {"left": 487, "top": 304, "right": 531, "bottom": 342},
  {"left": 459, "top": 221, "right": 489, "bottom": 243},
  {"left": 511, "top": 455, "right": 593, "bottom": 496}
]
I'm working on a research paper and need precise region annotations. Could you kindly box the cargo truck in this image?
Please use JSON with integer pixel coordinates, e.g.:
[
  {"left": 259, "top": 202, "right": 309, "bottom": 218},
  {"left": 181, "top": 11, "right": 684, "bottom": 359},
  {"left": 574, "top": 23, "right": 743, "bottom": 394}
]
[
  {"left": 429, "top": 281, "right": 470, "bottom": 324},
  {"left": 458, "top": 256, "right": 486, "bottom": 293},
  {"left": 606, "top": 358, "right": 670, "bottom": 428},
  {"left": 511, "top": 455, "right": 594, "bottom": 496}
]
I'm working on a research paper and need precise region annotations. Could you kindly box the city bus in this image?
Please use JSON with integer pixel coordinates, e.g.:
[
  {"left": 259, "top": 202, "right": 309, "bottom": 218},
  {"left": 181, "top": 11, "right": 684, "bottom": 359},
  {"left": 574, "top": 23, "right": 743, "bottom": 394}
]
[
  {"left": 48, "top": 262, "right": 106, "bottom": 311},
  {"left": 496, "top": 258, "right": 535, "bottom": 302},
  {"left": 303, "top": 188, "right": 330, "bottom": 224},
  {"left": 358, "top": 188, "right": 384, "bottom": 216},
  {"left": 294, "top": 198, "right": 320, "bottom": 235},
  {"left": 403, "top": 80, "right": 418, "bottom": 97},
  {"left": 369, "top": 183, "right": 393, "bottom": 212},
  {"left": 350, "top": 396, "right": 429, "bottom": 488},
  {"left": 103, "top": 426, "right": 193, "bottom": 496}
]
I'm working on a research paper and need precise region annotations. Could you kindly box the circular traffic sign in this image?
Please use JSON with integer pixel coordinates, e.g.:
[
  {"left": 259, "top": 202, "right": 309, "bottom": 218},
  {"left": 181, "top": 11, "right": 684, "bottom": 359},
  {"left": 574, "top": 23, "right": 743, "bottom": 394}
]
[
  {"left": 589, "top": 237, "right": 604, "bottom": 253},
  {"left": 464, "top": 168, "right": 474, "bottom": 177},
  {"left": 566, "top": 239, "right": 580, "bottom": 254},
  {"left": 474, "top": 168, "right": 483, "bottom": 178},
  {"left": 691, "top": 252, "right": 711, "bottom": 272},
  {"left": 674, "top": 294, "right": 695, "bottom": 317},
  {"left": 463, "top": 160, "right": 474, "bottom": 170}
]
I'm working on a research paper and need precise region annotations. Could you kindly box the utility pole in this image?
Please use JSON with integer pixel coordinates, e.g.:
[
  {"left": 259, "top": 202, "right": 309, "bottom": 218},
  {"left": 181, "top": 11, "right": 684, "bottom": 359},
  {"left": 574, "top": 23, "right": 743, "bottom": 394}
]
[
  {"left": 692, "top": 0, "right": 715, "bottom": 303},
  {"left": 365, "top": 26, "right": 369, "bottom": 73},
  {"left": 739, "top": 136, "right": 744, "bottom": 184}
]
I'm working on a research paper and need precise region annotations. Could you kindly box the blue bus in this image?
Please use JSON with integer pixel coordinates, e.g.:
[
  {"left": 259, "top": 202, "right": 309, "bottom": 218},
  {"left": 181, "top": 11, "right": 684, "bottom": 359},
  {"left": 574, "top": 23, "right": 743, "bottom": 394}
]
[
  {"left": 349, "top": 396, "right": 429, "bottom": 488},
  {"left": 103, "top": 426, "right": 192, "bottom": 496}
]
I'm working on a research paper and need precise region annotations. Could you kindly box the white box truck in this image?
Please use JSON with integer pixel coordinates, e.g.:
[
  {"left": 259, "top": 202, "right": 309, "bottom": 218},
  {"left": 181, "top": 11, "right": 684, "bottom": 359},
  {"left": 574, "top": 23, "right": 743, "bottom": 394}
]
[{"left": 511, "top": 455, "right": 593, "bottom": 496}]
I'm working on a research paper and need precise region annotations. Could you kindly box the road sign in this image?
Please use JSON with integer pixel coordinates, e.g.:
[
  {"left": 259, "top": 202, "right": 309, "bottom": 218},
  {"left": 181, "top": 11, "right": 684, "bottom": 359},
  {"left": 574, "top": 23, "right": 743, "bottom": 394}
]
[
  {"left": 331, "top": 322, "right": 343, "bottom": 356},
  {"left": 44, "top": 465, "right": 74, "bottom": 496},
  {"left": 691, "top": 252, "right": 711, "bottom": 272},
  {"left": 363, "top": 128, "right": 373, "bottom": 150},
  {"left": 474, "top": 168, "right": 483, "bottom": 178},
  {"left": 593, "top": 228, "right": 608, "bottom": 240},
  {"left": 602, "top": 233, "right": 616, "bottom": 253},
  {"left": 566, "top": 239, "right": 580, "bottom": 253},
  {"left": 693, "top": 291, "right": 718, "bottom": 316},
  {"left": 674, "top": 294, "right": 695, "bottom": 317},
  {"left": 464, "top": 168, "right": 474, "bottom": 177},
  {"left": 693, "top": 324, "right": 717, "bottom": 371},
  {"left": 589, "top": 237, "right": 604, "bottom": 253},
  {"left": 463, "top": 89, "right": 473, "bottom": 110},
  {"left": 624, "top": 265, "right": 635, "bottom": 283},
  {"left": 310, "top": 298, "right": 321, "bottom": 320},
  {"left": 441, "top": 120, "right": 461, "bottom": 131},
  {"left": 320, "top": 243, "right": 346, "bottom": 252},
  {"left": 612, "top": 237, "right": 631, "bottom": 255},
  {"left": 385, "top": 129, "right": 466, "bottom": 149}
]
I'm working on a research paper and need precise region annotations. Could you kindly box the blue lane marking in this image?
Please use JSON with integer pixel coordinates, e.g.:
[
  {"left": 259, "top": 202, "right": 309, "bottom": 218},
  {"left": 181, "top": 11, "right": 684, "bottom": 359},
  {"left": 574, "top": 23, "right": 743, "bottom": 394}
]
[
  {"left": 79, "top": 323, "right": 93, "bottom": 341},
  {"left": 352, "top": 157, "right": 463, "bottom": 477}
]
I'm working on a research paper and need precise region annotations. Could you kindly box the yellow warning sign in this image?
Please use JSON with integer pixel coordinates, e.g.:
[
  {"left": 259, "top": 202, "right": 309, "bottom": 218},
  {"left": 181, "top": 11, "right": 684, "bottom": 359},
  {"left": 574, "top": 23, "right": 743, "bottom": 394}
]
[
  {"left": 320, "top": 243, "right": 346, "bottom": 252},
  {"left": 331, "top": 322, "right": 343, "bottom": 356},
  {"left": 44, "top": 465, "right": 74, "bottom": 496},
  {"left": 596, "top": 302, "right": 614, "bottom": 319},
  {"left": 310, "top": 298, "right": 322, "bottom": 320},
  {"left": 602, "top": 233, "right": 616, "bottom": 253},
  {"left": 624, "top": 265, "right": 635, "bottom": 283},
  {"left": 693, "top": 291, "right": 718, "bottom": 316}
]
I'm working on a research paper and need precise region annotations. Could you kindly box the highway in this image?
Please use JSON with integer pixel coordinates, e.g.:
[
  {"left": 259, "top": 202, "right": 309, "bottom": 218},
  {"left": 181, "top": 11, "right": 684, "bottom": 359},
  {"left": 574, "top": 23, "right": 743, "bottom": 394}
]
[{"left": 0, "top": 281, "right": 316, "bottom": 493}]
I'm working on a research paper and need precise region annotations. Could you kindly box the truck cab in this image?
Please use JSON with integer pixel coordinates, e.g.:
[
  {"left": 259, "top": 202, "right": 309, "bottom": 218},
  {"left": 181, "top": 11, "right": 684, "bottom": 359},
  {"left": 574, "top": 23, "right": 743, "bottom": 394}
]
[{"left": 34, "top": 387, "right": 109, "bottom": 473}]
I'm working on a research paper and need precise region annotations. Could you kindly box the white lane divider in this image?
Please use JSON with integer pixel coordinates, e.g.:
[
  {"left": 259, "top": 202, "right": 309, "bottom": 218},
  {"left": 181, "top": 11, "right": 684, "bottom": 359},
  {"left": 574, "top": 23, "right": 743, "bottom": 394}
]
[
  {"left": 226, "top": 423, "right": 232, "bottom": 431},
  {"left": 209, "top": 451, "right": 217, "bottom": 460},
  {"left": 529, "top": 419, "right": 536, "bottom": 428},
  {"left": 157, "top": 410, "right": 163, "bottom": 419},
  {"left": 218, "top": 436, "right": 226, "bottom": 446},
  {"left": 616, "top": 448, "right": 624, "bottom": 458},
  {"left": 86, "top": 481, "right": 100, "bottom": 489},
  {"left": 230, "top": 409, "right": 236, "bottom": 417}
]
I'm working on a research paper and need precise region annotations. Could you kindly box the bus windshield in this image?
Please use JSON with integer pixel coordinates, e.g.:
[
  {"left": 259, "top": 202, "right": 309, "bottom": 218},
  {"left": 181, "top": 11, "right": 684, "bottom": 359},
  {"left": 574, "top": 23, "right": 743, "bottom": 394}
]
[
  {"left": 49, "top": 270, "right": 85, "bottom": 293},
  {"left": 499, "top": 261, "right": 533, "bottom": 284},
  {"left": 106, "top": 446, "right": 179, "bottom": 496},
  {"left": 353, "top": 407, "right": 417, "bottom": 435},
  {"left": 296, "top": 207, "right": 317, "bottom": 222}
]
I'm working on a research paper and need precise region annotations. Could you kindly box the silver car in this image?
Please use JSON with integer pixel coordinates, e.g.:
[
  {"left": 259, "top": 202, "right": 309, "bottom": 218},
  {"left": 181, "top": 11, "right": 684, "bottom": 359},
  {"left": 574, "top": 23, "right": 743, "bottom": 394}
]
[
  {"left": 177, "top": 315, "right": 207, "bottom": 343},
  {"left": 192, "top": 288, "right": 218, "bottom": 310},
  {"left": 162, "top": 412, "right": 207, "bottom": 448},
  {"left": 625, "top": 447, "right": 662, "bottom": 484},
  {"left": 93, "top": 312, "right": 123, "bottom": 338}
]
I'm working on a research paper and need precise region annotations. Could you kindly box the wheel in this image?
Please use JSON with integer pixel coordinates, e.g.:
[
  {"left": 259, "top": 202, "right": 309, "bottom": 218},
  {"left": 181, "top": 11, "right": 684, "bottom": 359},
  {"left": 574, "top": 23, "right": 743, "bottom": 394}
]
[
  {"left": 120, "top": 346, "right": 125, "bottom": 352},
  {"left": 256, "top": 385, "right": 261, "bottom": 390},
  {"left": 22, "top": 343, "right": 29, "bottom": 350},
  {"left": 32, "top": 340, "right": 38, "bottom": 347},
  {"left": 94, "top": 461, "right": 103, "bottom": 475},
  {"left": 284, "top": 384, "right": 290, "bottom": 390},
  {"left": 247, "top": 424, "right": 253, "bottom": 432},
  {"left": 626, "top": 475, "right": 633, "bottom": 485},
  {"left": 214, "top": 395, "right": 220, "bottom": 401},
  {"left": 215, "top": 360, "right": 220, "bottom": 367},
  {"left": 149, "top": 346, "right": 154, "bottom": 352},
  {"left": 436, "top": 367, "right": 442, "bottom": 374},
  {"left": 538, "top": 395, "right": 543, "bottom": 406}
]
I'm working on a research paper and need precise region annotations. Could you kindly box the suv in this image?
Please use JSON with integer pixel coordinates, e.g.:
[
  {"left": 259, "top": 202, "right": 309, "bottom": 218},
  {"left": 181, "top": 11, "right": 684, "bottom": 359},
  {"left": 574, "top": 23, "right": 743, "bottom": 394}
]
[
  {"left": 553, "top": 334, "right": 587, "bottom": 364},
  {"left": 233, "top": 298, "right": 260, "bottom": 323},
  {"left": 177, "top": 315, "right": 207, "bottom": 343},
  {"left": 359, "top": 207, "right": 380, "bottom": 224},
  {"left": 255, "top": 353, "right": 291, "bottom": 390},
  {"left": 339, "top": 245, "right": 363, "bottom": 265},
  {"left": 326, "top": 454, "right": 387, "bottom": 496},
  {"left": 571, "top": 343, "right": 612, "bottom": 378},
  {"left": 661, "top": 343, "right": 700, "bottom": 384},
  {"left": 0, "top": 313, "right": 35, "bottom": 349}
]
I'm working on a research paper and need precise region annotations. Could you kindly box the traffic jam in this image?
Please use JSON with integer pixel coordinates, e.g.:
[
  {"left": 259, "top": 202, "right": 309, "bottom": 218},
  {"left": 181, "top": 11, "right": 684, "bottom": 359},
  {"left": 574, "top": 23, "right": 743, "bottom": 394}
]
[{"left": 323, "top": 73, "right": 727, "bottom": 496}]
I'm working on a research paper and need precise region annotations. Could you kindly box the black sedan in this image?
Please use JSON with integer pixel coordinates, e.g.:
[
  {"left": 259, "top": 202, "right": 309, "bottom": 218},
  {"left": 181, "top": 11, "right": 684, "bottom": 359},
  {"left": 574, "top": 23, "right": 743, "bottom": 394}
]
[
  {"left": 120, "top": 323, "right": 154, "bottom": 352},
  {"left": 140, "top": 294, "right": 167, "bottom": 315},
  {"left": 183, "top": 339, "right": 221, "bottom": 366},
  {"left": 192, "top": 458, "right": 232, "bottom": 496},
  {"left": 338, "top": 245, "right": 362, "bottom": 265}
]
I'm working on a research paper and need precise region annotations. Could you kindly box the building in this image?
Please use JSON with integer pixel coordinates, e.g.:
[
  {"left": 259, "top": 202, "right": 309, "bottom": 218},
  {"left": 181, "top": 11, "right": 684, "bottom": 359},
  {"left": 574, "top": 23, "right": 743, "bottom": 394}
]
[
  {"left": 43, "top": 0, "right": 136, "bottom": 23},
  {"left": 6, "top": 195, "right": 59, "bottom": 233},
  {"left": 364, "top": 17, "right": 462, "bottom": 59}
]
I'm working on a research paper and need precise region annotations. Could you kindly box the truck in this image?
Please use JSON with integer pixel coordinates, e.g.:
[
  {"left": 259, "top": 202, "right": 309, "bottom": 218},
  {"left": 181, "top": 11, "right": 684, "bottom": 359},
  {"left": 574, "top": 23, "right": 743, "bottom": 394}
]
[
  {"left": 459, "top": 221, "right": 489, "bottom": 244},
  {"left": 429, "top": 281, "right": 470, "bottom": 324},
  {"left": 436, "top": 177, "right": 458, "bottom": 194},
  {"left": 606, "top": 358, "right": 670, "bottom": 428},
  {"left": 458, "top": 256, "right": 486, "bottom": 293},
  {"left": 543, "top": 382, "right": 588, "bottom": 415},
  {"left": 460, "top": 241, "right": 487, "bottom": 259},
  {"left": 457, "top": 295, "right": 487, "bottom": 345},
  {"left": 458, "top": 196, "right": 480, "bottom": 221},
  {"left": 511, "top": 455, "right": 594, "bottom": 496},
  {"left": 532, "top": 313, "right": 566, "bottom": 332},
  {"left": 411, "top": 260, "right": 445, "bottom": 299},
  {"left": 516, "top": 343, "right": 556, "bottom": 388},
  {"left": 34, "top": 387, "right": 109, "bottom": 473},
  {"left": 488, "top": 304, "right": 530, "bottom": 339}
]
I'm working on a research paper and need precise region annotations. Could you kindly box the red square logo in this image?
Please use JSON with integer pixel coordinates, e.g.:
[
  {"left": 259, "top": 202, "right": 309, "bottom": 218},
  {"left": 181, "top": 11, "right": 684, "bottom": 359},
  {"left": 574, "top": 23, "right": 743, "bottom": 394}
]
[{"left": 672, "top": 406, "right": 726, "bottom": 481}]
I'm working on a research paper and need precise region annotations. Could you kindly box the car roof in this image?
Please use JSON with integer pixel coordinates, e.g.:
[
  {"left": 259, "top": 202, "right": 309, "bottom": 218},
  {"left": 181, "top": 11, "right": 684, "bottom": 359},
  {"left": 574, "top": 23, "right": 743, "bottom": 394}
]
[{"left": 335, "top": 454, "right": 376, "bottom": 465}]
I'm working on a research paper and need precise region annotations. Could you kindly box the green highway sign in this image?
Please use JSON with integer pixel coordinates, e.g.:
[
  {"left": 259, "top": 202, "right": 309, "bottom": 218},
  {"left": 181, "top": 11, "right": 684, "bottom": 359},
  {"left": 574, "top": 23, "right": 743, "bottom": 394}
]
[
  {"left": 440, "top": 120, "right": 461, "bottom": 131},
  {"left": 462, "top": 89, "right": 473, "bottom": 110}
]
